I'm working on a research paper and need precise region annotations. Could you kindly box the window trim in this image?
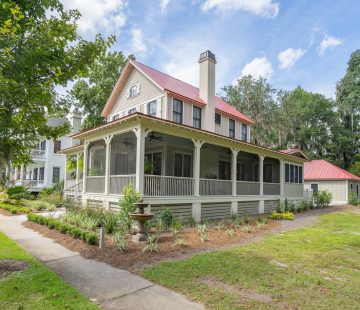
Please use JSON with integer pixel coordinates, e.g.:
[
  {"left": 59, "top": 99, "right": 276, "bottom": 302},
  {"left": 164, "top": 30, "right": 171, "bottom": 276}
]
[
  {"left": 129, "top": 84, "right": 138, "bottom": 98},
  {"left": 241, "top": 123, "right": 248, "bottom": 141},
  {"left": 229, "top": 119, "right": 235, "bottom": 138},
  {"left": 192, "top": 105, "right": 201, "bottom": 129},
  {"left": 172, "top": 98, "right": 183, "bottom": 124},
  {"left": 52, "top": 166, "right": 60, "bottom": 183}
]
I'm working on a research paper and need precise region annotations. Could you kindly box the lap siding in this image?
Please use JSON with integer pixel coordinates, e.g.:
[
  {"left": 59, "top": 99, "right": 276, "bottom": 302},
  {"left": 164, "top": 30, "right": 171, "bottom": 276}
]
[
  {"left": 201, "top": 202, "right": 231, "bottom": 220},
  {"left": 238, "top": 201, "right": 259, "bottom": 216}
]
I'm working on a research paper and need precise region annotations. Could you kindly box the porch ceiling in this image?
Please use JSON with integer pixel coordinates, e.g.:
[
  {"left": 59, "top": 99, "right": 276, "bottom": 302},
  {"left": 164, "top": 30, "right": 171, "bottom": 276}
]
[{"left": 70, "top": 113, "right": 307, "bottom": 164}]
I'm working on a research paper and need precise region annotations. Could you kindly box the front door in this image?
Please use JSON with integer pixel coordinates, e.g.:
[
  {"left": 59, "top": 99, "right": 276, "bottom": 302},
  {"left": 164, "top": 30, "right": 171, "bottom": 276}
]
[{"left": 218, "top": 161, "right": 231, "bottom": 180}]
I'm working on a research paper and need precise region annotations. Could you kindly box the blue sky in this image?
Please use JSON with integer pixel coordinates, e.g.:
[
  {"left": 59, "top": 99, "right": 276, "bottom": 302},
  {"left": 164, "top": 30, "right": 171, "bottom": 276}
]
[{"left": 61, "top": 0, "right": 360, "bottom": 98}]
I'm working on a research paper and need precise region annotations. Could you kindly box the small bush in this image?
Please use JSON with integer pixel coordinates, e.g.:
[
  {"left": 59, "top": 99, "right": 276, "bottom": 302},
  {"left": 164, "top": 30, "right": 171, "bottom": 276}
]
[
  {"left": 215, "top": 220, "right": 225, "bottom": 231},
  {"left": 7, "top": 186, "right": 31, "bottom": 200},
  {"left": 143, "top": 234, "right": 158, "bottom": 252},
  {"left": 313, "top": 190, "right": 332, "bottom": 208},
  {"left": 188, "top": 216, "right": 196, "bottom": 227},
  {"left": 170, "top": 217, "right": 183, "bottom": 236},
  {"left": 113, "top": 232, "right": 128, "bottom": 251},
  {"left": 84, "top": 232, "right": 98, "bottom": 245},
  {"left": 243, "top": 212, "right": 249, "bottom": 224},
  {"left": 349, "top": 191, "right": 358, "bottom": 206},
  {"left": 118, "top": 184, "right": 141, "bottom": 230},
  {"left": 240, "top": 224, "right": 253, "bottom": 233},
  {"left": 271, "top": 211, "right": 295, "bottom": 220},
  {"left": 160, "top": 208, "right": 173, "bottom": 231},
  {"left": 172, "top": 238, "right": 188, "bottom": 247},
  {"left": 102, "top": 212, "right": 119, "bottom": 234},
  {"left": 225, "top": 229, "right": 235, "bottom": 237},
  {"left": 256, "top": 221, "right": 266, "bottom": 229}
]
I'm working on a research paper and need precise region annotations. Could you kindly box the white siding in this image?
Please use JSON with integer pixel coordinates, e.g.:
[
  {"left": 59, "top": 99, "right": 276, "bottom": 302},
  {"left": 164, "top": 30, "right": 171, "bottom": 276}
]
[
  {"left": 110, "top": 68, "right": 163, "bottom": 117},
  {"left": 304, "top": 180, "right": 348, "bottom": 205}
]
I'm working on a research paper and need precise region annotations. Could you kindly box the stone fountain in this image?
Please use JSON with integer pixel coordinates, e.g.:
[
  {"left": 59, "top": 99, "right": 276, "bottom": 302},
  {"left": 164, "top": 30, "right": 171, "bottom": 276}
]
[{"left": 129, "top": 200, "right": 153, "bottom": 242}]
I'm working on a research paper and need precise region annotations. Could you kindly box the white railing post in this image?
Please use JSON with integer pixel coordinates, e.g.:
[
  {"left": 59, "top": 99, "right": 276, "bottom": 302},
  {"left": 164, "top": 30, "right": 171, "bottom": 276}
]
[
  {"left": 104, "top": 134, "right": 113, "bottom": 195},
  {"left": 82, "top": 141, "right": 89, "bottom": 193},
  {"left": 280, "top": 159, "right": 284, "bottom": 197},
  {"left": 259, "top": 155, "right": 264, "bottom": 195},
  {"left": 192, "top": 139, "right": 204, "bottom": 197},
  {"left": 134, "top": 127, "right": 150, "bottom": 194},
  {"left": 231, "top": 148, "right": 240, "bottom": 196}
]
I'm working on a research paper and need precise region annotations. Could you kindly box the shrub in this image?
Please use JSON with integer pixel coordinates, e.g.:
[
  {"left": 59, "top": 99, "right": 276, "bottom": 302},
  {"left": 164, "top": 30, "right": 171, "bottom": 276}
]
[
  {"left": 349, "top": 191, "right": 358, "bottom": 206},
  {"left": 196, "top": 224, "right": 209, "bottom": 243},
  {"left": 256, "top": 221, "right": 265, "bottom": 229},
  {"left": 84, "top": 232, "right": 98, "bottom": 245},
  {"left": 313, "top": 190, "right": 333, "bottom": 208},
  {"left": 172, "top": 238, "right": 188, "bottom": 247},
  {"left": 160, "top": 208, "right": 173, "bottom": 231},
  {"left": 215, "top": 220, "right": 225, "bottom": 230},
  {"left": 40, "top": 192, "right": 62, "bottom": 207},
  {"left": 240, "top": 224, "right": 253, "bottom": 233},
  {"left": 170, "top": 217, "right": 183, "bottom": 236},
  {"left": 7, "top": 186, "right": 32, "bottom": 200},
  {"left": 118, "top": 184, "right": 141, "bottom": 230},
  {"left": 113, "top": 232, "right": 128, "bottom": 251},
  {"left": 142, "top": 234, "right": 158, "bottom": 252},
  {"left": 243, "top": 212, "right": 249, "bottom": 224},
  {"left": 188, "top": 216, "right": 196, "bottom": 227},
  {"left": 225, "top": 229, "right": 235, "bottom": 237},
  {"left": 102, "top": 212, "right": 119, "bottom": 234},
  {"left": 271, "top": 211, "right": 295, "bottom": 220},
  {"left": 0, "top": 192, "right": 9, "bottom": 203}
]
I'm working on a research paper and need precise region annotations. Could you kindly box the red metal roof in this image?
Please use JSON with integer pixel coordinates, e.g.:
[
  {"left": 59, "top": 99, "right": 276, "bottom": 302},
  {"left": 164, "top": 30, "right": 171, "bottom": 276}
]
[
  {"left": 304, "top": 160, "right": 360, "bottom": 181},
  {"left": 133, "top": 60, "right": 254, "bottom": 125}
]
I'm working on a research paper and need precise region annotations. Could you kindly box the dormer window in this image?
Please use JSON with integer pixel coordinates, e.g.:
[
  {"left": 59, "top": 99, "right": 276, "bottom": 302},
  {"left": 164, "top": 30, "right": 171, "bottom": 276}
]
[
  {"left": 241, "top": 124, "right": 248, "bottom": 141},
  {"left": 215, "top": 113, "right": 221, "bottom": 125},
  {"left": 128, "top": 83, "right": 140, "bottom": 98}
]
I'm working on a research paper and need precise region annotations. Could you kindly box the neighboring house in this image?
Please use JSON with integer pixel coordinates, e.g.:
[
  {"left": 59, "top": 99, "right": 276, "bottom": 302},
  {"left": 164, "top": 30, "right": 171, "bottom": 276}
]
[
  {"left": 304, "top": 159, "right": 360, "bottom": 205},
  {"left": 11, "top": 112, "right": 82, "bottom": 193},
  {"left": 61, "top": 51, "right": 308, "bottom": 221}
]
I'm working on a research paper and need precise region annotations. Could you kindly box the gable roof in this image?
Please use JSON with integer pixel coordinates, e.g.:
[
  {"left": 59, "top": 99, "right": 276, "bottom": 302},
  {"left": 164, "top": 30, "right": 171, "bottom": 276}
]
[
  {"left": 278, "top": 148, "right": 309, "bottom": 160},
  {"left": 102, "top": 60, "right": 254, "bottom": 125},
  {"left": 304, "top": 159, "right": 360, "bottom": 181}
]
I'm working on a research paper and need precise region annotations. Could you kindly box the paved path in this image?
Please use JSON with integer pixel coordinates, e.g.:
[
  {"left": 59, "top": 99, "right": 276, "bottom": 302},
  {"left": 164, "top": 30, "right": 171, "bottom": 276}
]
[{"left": 0, "top": 214, "right": 203, "bottom": 310}]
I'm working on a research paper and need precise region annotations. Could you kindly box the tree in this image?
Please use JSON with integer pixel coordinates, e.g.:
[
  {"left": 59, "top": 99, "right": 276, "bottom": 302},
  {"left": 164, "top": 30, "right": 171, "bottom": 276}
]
[
  {"left": 70, "top": 51, "right": 134, "bottom": 130},
  {"left": 0, "top": 0, "right": 111, "bottom": 177},
  {"left": 334, "top": 50, "right": 360, "bottom": 169},
  {"left": 222, "top": 75, "right": 281, "bottom": 147},
  {"left": 280, "top": 86, "right": 336, "bottom": 158}
]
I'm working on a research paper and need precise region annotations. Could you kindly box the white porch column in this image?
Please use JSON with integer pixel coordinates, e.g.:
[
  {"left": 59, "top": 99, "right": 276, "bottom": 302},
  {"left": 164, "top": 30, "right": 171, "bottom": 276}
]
[
  {"left": 64, "top": 155, "right": 68, "bottom": 190},
  {"left": 104, "top": 135, "right": 114, "bottom": 195},
  {"left": 280, "top": 159, "right": 284, "bottom": 197},
  {"left": 82, "top": 141, "right": 90, "bottom": 193},
  {"left": 231, "top": 148, "right": 240, "bottom": 196},
  {"left": 191, "top": 139, "right": 204, "bottom": 197},
  {"left": 134, "top": 127, "right": 149, "bottom": 193},
  {"left": 259, "top": 155, "right": 265, "bottom": 195},
  {"left": 75, "top": 153, "right": 80, "bottom": 184}
]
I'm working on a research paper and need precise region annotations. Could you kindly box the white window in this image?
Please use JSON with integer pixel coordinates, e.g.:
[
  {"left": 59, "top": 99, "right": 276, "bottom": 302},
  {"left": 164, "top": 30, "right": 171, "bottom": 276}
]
[
  {"left": 229, "top": 119, "right": 235, "bottom": 138},
  {"left": 174, "top": 153, "right": 191, "bottom": 177},
  {"left": 52, "top": 167, "right": 60, "bottom": 183},
  {"left": 285, "top": 163, "right": 303, "bottom": 184},
  {"left": 215, "top": 113, "right": 221, "bottom": 125},
  {"left": 147, "top": 101, "right": 157, "bottom": 116},
  {"left": 241, "top": 124, "right": 248, "bottom": 141},
  {"left": 128, "top": 108, "right": 136, "bottom": 115},
  {"left": 129, "top": 85, "right": 138, "bottom": 98},
  {"left": 173, "top": 99, "right": 183, "bottom": 123}
]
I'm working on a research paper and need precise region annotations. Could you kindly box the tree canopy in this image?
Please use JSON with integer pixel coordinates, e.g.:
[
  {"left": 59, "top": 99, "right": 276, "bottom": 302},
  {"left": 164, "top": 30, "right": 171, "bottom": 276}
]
[
  {"left": 69, "top": 51, "right": 134, "bottom": 130},
  {"left": 0, "top": 0, "right": 112, "bottom": 174},
  {"left": 222, "top": 50, "right": 360, "bottom": 174}
]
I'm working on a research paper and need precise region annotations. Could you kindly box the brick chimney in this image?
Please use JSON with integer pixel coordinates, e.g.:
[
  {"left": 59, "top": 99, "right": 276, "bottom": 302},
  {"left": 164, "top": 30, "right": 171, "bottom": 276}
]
[{"left": 199, "top": 50, "right": 216, "bottom": 132}]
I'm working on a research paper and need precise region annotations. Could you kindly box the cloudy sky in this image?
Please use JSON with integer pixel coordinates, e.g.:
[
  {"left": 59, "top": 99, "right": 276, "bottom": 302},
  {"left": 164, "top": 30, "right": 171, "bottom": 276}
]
[{"left": 61, "top": 0, "right": 360, "bottom": 98}]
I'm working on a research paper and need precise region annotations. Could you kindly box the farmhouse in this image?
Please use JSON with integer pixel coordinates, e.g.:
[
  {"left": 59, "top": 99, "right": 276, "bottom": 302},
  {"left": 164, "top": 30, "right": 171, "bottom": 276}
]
[{"left": 61, "top": 51, "right": 308, "bottom": 221}]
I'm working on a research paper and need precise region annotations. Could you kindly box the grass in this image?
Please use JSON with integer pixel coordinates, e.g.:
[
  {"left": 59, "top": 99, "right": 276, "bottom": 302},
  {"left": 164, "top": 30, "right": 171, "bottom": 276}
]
[
  {"left": 142, "top": 212, "right": 360, "bottom": 309},
  {"left": 0, "top": 232, "right": 99, "bottom": 310}
]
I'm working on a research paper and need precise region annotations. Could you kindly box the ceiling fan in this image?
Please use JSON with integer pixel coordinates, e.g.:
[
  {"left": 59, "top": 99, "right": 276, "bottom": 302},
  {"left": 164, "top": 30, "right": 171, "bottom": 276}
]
[{"left": 147, "top": 132, "right": 163, "bottom": 141}]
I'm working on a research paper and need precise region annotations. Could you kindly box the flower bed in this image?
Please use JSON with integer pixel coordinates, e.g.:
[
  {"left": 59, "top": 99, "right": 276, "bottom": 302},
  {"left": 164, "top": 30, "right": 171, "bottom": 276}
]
[{"left": 0, "top": 203, "right": 32, "bottom": 215}]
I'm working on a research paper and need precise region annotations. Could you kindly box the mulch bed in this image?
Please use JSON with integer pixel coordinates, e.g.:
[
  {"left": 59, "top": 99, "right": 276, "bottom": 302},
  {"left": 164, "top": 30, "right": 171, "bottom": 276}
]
[
  {"left": 23, "top": 220, "right": 279, "bottom": 273},
  {"left": 0, "top": 259, "right": 28, "bottom": 279},
  {"left": 0, "top": 209, "right": 15, "bottom": 216}
]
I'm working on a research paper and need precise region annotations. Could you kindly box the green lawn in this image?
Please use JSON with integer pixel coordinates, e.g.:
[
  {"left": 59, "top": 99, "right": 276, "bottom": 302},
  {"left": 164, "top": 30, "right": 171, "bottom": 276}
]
[
  {"left": 0, "top": 232, "right": 99, "bottom": 310},
  {"left": 143, "top": 212, "right": 360, "bottom": 309}
]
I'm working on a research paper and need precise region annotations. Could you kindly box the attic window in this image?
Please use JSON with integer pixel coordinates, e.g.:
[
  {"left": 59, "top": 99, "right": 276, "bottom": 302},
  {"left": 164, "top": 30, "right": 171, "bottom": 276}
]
[{"left": 128, "top": 83, "right": 140, "bottom": 98}]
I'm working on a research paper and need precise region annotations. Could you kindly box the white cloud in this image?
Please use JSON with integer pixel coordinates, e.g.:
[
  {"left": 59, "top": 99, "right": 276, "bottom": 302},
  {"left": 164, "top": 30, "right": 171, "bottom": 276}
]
[
  {"left": 241, "top": 57, "right": 273, "bottom": 79},
  {"left": 278, "top": 48, "right": 306, "bottom": 69},
  {"left": 160, "top": 0, "right": 171, "bottom": 12},
  {"left": 130, "top": 28, "right": 147, "bottom": 54},
  {"left": 61, "top": 0, "right": 127, "bottom": 35},
  {"left": 319, "top": 34, "right": 343, "bottom": 55},
  {"left": 202, "top": 0, "right": 279, "bottom": 18}
]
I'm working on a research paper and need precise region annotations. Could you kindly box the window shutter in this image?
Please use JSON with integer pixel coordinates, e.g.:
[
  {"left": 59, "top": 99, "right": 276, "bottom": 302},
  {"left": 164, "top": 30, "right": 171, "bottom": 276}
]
[
  {"left": 126, "top": 87, "right": 130, "bottom": 99},
  {"left": 136, "top": 82, "right": 140, "bottom": 95}
]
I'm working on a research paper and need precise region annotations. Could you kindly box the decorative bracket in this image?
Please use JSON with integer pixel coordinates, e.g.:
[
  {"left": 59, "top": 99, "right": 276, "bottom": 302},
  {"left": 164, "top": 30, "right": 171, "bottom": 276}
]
[
  {"left": 230, "top": 147, "right": 240, "bottom": 156},
  {"left": 191, "top": 138, "right": 204, "bottom": 148}
]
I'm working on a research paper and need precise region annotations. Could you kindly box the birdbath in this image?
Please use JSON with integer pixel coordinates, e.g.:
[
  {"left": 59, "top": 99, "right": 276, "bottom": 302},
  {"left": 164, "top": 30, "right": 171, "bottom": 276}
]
[{"left": 129, "top": 201, "right": 153, "bottom": 242}]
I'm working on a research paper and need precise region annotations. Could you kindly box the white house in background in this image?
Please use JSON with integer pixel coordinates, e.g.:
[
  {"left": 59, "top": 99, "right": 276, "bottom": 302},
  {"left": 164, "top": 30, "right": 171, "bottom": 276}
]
[
  {"left": 11, "top": 111, "right": 82, "bottom": 193},
  {"left": 60, "top": 51, "right": 308, "bottom": 221},
  {"left": 304, "top": 159, "right": 360, "bottom": 205}
]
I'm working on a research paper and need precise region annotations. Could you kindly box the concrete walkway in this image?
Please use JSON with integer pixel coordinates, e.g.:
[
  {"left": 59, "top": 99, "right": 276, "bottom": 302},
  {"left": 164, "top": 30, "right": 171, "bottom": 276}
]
[{"left": 0, "top": 214, "right": 203, "bottom": 310}]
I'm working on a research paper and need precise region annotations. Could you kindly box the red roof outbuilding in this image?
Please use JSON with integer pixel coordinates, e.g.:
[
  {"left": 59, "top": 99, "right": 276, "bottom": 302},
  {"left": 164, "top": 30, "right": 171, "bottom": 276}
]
[{"left": 304, "top": 160, "right": 360, "bottom": 181}]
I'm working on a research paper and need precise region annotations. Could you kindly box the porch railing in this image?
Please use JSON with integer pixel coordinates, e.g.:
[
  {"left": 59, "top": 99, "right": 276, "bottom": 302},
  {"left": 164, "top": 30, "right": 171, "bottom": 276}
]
[
  {"left": 31, "top": 149, "right": 46, "bottom": 157},
  {"left": 144, "top": 175, "right": 194, "bottom": 196},
  {"left": 264, "top": 182, "right": 280, "bottom": 195},
  {"left": 109, "top": 175, "right": 136, "bottom": 194},
  {"left": 236, "top": 181, "right": 260, "bottom": 195},
  {"left": 65, "top": 179, "right": 77, "bottom": 189},
  {"left": 86, "top": 176, "right": 105, "bottom": 193},
  {"left": 200, "top": 178, "right": 232, "bottom": 196}
]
